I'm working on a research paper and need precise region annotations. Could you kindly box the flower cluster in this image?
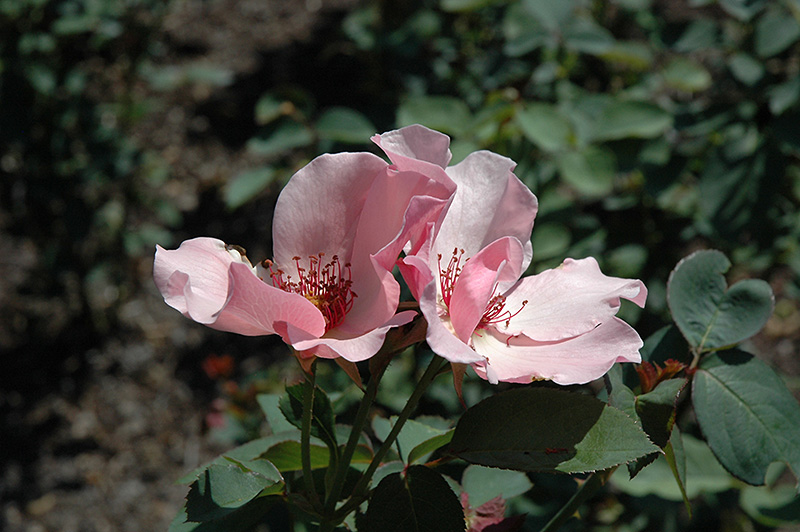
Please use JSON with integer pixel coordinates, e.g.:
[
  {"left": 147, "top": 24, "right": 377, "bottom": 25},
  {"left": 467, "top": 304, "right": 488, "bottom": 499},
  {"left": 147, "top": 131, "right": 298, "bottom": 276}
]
[{"left": 154, "top": 125, "right": 646, "bottom": 385}]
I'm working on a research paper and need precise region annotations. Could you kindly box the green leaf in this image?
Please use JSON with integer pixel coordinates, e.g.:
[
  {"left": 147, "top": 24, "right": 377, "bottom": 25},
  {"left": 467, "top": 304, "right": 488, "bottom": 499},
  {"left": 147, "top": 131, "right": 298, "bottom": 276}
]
[
  {"left": 502, "top": 2, "right": 547, "bottom": 56},
  {"left": 169, "top": 496, "right": 277, "bottom": 532},
  {"left": 261, "top": 440, "right": 373, "bottom": 472},
  {"left": 755, "top": 7, "right": 800, "bottom": 57},
  {"left": 372, "top": 416, "right": 450, "bottom": 464},
  {"left": 440, "top": 0, "right": 505, "bottom": 12},
  {"left": 636, "top": 378, "right": 686, "bottom": 448},
  {"left": 719, "top": 0, "right": 767, "bottom": 21},
  {"left": 256, "top": 394, "right": 296, "bottom": 434},
  {"left": 254, "top": 94, "right": 284, "bottom": 125},
  {"left": 185, "top": 457, "right": 283, "bottom": 522},
  {"left": 515, "top": 103, "right": 573, "bottom": 152},
  {"left": 667, "top": 250, "right": 774, "bottom": 351},
  {"left": 563, "top": 16, "right": 615, "bottom": 55},
  {"left": 640, "top": 325, "right": 690, "bottom": 366},
  {"left": 673, "top": 18, "right": 719, "bottom": 52},
  {"left": 662, "top": 58, "right": 712, "bottom": 93},
  {"left": 610, "top": 433, "right": 735, "bottom": 500},
  {"left": 591, "top": 100, "right": 673, "bottom": 141},
  {"left": 740, "top": 482, "right": 800, "bottom": 527},
  {"left": 183, "top": 65, "right": 234, "bottom": 87},
  {"left": 279, "top": 382, "right": 338, "bottom": 450},
  {"left": 247, "top": 121, "right": 314, "bottom": 157},
  {"left": 372, "top": 460, "right": 406, "bottom": 487},
  {"left": 620, "top": 376, "right": 686, "bottom": 479},
  {"left": 768, "top": 77, "right": 800, "bottom": 116},
  {"left": 362, "top": 465, "right": 465, "bottom": 532},
  {"left": 262, "top": 440, "right": 331, "bottom": 472},
  {"left": 407, "top": 430, "right": 454, "bottom": 465},
  {"left": 598, "top": 41, "right": 654, "bottom": 70},
  {"left": 461, "top": 465, "right": 533, "bottom": 507},
  {"left": 223, "top": 167, "right": 276, "bottom": 210},
  {"left": 692, "top": 350, "right": 800, "bottom": 489},
  {"left": 177, "top": 432, "right": 304, "bottom": 484},
  {"left": 316, "top": 107, "right": 375, "bottom": 144},
  {"left": 728, "top": 53, "right": 765, "bottom": 86},
  {"left": 396, "top": 96, "right": 472, "bottom": 136},
  {"left": 449, "top": 388, "right": 658, "bottom": 473},
  {"left": 663, "top": 427, "right": 691, "bottom": 515},
  {"left": 606, "top": 244, "right": 648, "bottom": 279},
  {"left": 556, "top": 145, "right": 616, "bottom": 197},
  {"left": 605, "top": 364, "right": 638, "bottom": 421},
  {"left": 521, "top": 0, "right": 575, "bottom": 30},
  {"left": 531, "top": 223, "right": 571, "bottom": 261}
]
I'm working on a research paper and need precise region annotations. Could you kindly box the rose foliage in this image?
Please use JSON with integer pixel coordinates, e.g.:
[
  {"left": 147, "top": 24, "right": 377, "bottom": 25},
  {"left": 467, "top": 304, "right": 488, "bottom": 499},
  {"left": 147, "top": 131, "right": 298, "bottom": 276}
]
[{"left": 156, "top": 126, "right": 798, "bottom": 532}]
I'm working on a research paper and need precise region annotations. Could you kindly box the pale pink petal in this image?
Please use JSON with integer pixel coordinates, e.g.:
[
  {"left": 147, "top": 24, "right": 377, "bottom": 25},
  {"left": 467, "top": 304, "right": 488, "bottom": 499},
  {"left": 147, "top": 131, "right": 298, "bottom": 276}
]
[
  {"left": 398, "top": 222, "right": 438, "bottom": 302},
  {"left": 287, "top": 311, "right": 417, "bottom": 362},
  {"left": 471, "top": 318, "right": 643, "bottom": 385},
  {"left": 418, "top": 281, "right": 484, "bottom": 365},
  {"left": 154, "top": 238, "right": 327, "bottom": 338},
  {"left": 498, "top": 257, "right": 647, "bottom": 341},
  {"left": 214, "top": 261, "right": 326, "bottom": 338},
  {"left": 335, "top": 255, "right": 400, "bottom": 337},
  {"left": 398, "top": 251, "right": 435, "bottom": 303},
  {"left": 448, "top": 237, "right": 525, "bottom": 343},
  {"left": 154, "top": 237, "right": 247, "bottom": 322},
  {"left": 271, "top": 152, "right": 388, "bottom": 267},
  {"left": 340, "top": 167, "right": 454, "bottom": 335},
  {"left": 352, "top": 169, "right": 455, "bottom": 273},
  {"left": 435, "top": 151, "right": 537, "bottom": 268},
  {"left": 372, "top": 125, "right": 453, "bottom": 186}
]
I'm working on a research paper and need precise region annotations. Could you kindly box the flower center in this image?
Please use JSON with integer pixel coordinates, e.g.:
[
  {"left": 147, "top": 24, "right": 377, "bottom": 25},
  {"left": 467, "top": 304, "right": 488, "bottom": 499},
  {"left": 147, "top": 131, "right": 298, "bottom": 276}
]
[
  {"left": 264, "top": 253, "right": 356, "bottom": 331},
  {"left": 437, "top": 247, "right": 527, "bottom": 329}
]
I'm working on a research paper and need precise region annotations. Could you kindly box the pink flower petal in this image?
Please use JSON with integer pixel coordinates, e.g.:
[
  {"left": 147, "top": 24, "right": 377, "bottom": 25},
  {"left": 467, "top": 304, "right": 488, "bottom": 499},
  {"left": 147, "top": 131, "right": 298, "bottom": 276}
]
[
  {"left": 341, "top": 167, "right": 454, "bottom": 335},
  {"left": 335, "top": 254, "right": 400, "bottom": 337},
  {"left": 448, "top": 237, "right": 525, "bottom": 343},
  {"left": 271, "top": 152, "right": 388, "bottom": 267},
  {"left": 398, "top": 223, "right": 437, "bottom": 302},
  {"left": 154, "top": 238, "right": 327, "bottom": 338},
  {"left": 436, "top": 151, "right": 537, "bottom": 269},
  {"left": 418, "top": 281, "right": 485, "bottom": 365},
  {"left": 154, "top": 237, "right": 245, "bottom": 323},
  {"left": 218, "top": 261, "right": 326, "bottom": 338},
  {"left": 471, "top": 318, "right": 643, "bottom": 385},
  {"left": 372, "top": 125, "right": 453, "bottom": 186},
  {"left": 288, "top": 311, "right": 417, "bottom": 362},
  {"left": 353, "top": 169, "right": 454, "bottom": 273},
  {"left": 498, "top": 257, "right": 647, "bottom": 341}
]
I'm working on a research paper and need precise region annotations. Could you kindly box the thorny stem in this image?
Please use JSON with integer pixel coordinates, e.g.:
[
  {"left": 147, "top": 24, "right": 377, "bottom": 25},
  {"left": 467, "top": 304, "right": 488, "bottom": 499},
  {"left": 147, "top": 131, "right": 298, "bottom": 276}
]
[
  {"left": 301, "top": 360, "right": 323, "bottom": 513},
  {"left": 323, "top": 359, "right": 388, "bottom": 514},
  {"left": 689, "top": 347, "right": 703, "bottom": 371},
  {"left": 332, "top": 355, "right": 448, "bottom": 522},
  {"left": 539, "top": 469, "right": 612, "bottom": 532}
]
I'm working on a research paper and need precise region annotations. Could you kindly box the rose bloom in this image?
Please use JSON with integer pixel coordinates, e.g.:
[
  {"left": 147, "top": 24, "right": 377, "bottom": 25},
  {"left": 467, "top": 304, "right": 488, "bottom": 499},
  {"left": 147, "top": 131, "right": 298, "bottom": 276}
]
[
  {"left": 399, "top": 143, "right": 647, "bottom": 385},
  {"left": 154, "top": 125, "right": 456, "bottom": 362}
]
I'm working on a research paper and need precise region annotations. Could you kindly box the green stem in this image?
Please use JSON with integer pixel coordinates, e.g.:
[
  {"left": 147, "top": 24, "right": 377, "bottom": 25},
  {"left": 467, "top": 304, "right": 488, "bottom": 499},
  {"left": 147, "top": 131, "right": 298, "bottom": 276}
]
[
  {"left": 334, "top": 355, "right": 447, "bottom": 520},
  {"left": 323, "top": 361, "right": 387, "bottom": 514},
  {"left": 539, "top": 470, "right": 609, "bottom": 532},
  {"left": 301, "top": 362, "right": 323, "bottom": 513}
]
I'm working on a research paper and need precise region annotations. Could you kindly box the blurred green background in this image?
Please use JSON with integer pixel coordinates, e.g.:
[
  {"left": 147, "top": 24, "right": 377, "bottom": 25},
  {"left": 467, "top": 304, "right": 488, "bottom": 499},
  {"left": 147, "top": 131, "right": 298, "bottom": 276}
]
[{"left": 2, "top": 0, "right": 800, "bottom": 530}]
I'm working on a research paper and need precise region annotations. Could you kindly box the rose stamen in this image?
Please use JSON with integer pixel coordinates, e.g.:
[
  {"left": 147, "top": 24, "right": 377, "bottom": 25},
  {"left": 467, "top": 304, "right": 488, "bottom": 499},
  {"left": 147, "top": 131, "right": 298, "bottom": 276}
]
[
  {"left": 438, "top": 248, "right": 527, "bottom": 328},
  {"left": 438, "top": 248, "right": 465, "bottom": 308},
  {"left": 479, "top": 293, "right": 528, "bottom": 328},
  {"left": 264, "top": 253, "right": 356, "bottom": 331}
]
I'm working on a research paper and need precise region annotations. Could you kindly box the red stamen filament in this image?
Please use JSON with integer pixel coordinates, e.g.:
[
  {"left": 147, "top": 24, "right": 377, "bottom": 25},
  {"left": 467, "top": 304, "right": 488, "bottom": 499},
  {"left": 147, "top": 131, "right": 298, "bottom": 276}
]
[
  {"left": 437, "top": 247, "right": 465, "bottom": 308},
  {"left": 438, "top": 248, "right": 527, "bottom": 329},
  {"left": 264, "top": 253, "right": 356, "bottom": 331},
  {"left": 479, "top": 294, "right": 528, "bottom": 328}
]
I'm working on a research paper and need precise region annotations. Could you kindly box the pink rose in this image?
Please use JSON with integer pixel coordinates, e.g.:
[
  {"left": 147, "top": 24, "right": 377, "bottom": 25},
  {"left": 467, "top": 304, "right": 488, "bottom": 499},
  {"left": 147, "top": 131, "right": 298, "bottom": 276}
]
[
  {"left": 154, "top": 125, "right": 456, "bottom": 362},
  {"left": 400, "top": 148, "right": 647, "bottom": 385}
]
